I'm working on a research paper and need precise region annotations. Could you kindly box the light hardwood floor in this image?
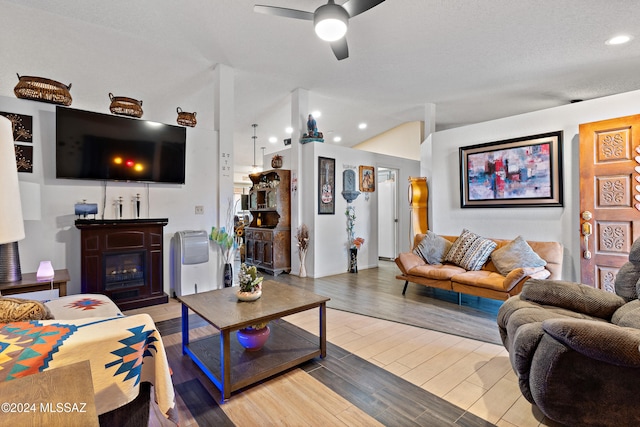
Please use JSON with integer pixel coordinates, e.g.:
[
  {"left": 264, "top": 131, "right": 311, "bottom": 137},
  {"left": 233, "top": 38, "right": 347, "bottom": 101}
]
[{"left": 128, "top": 296, "right": 560, "bottom": 427}]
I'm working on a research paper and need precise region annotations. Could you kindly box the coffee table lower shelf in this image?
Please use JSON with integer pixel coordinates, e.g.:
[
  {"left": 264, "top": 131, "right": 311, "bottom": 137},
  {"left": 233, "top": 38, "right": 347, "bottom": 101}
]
[{"left": 183, "top": 319, "right": 321, "bottom": 399}]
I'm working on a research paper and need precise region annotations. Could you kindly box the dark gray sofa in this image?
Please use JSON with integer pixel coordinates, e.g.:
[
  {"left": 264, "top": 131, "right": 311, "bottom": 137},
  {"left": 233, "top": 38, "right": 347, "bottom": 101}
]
[{"left": 497, "top": 240, "right": 640, "bottom": 427}]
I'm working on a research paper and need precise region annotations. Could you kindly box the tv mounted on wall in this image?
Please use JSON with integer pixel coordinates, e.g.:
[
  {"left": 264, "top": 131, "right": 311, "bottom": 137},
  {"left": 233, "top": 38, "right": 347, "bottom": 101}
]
[{"left": 56, "top": 106, "right": 187, "bottom": 184}]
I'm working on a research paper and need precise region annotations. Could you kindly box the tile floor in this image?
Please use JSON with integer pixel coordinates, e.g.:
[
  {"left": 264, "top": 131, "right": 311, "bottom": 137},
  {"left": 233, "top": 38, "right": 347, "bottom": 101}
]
[{"left": 129, "top": 299, "right": 560, "bottom": 426}]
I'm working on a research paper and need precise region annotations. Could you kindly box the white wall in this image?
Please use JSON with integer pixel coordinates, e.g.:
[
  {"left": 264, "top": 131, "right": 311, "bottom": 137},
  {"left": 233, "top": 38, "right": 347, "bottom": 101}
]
[
  {"left": 1, "top": 96, "right": 221, "bottom": 296},
  {"left": 291, "top": 142, "right": 419, "bottom": 278},
  {"left": 428, "top": 89, "right": 640, "bottom": 281}
]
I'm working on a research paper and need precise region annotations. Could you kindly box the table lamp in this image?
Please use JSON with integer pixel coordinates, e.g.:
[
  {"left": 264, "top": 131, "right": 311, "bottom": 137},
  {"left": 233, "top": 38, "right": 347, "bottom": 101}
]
[{"left": 0, "top": 116, "right": 25, "bottom": 283}]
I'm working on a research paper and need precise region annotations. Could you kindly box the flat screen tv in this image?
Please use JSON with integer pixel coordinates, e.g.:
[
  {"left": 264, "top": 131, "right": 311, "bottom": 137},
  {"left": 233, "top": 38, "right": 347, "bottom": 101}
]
[{"left": 56, "top": 106, "right": 186, "bottom": 183}]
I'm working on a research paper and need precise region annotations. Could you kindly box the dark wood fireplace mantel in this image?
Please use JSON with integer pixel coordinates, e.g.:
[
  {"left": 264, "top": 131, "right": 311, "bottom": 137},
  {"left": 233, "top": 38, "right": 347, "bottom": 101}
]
[{"left": 76, "top": 218, "right": 169, "bottom": 310}]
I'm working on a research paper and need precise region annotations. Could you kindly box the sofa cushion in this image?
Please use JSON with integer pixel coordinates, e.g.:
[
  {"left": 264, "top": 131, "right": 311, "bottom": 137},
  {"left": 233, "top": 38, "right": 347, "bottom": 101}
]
[
  {"left": 395, "top": 252, "right": 425, "bottom": 275},
  {"left": 0, "top": 296, "right": 53, "bottom": 322},
  {"left": 543, "top": 318, "right": 640, "bottom": 367},
  {"left": 451, "top": 270, "right": 507, "bottom": 290},
  {"left": 408, "top": 264, "right": 466, "bottom": 280},
  {"left": 444, "top": 229, "right": 497, "bottom": 271},
  {"left": 491, "top": 236, "right": 547, "bottom": 276},
  {"left": 612, "top": 299, "right": 640, "bottom": 328},
  {"left": 521, "top": 279, "right": 626, "bottom": 319},
  {"left": 413, "top": 231, "right": 452, "bottom": 264},
  {"left": 614, "top": 260, "right": 640, "bottom": 302}
]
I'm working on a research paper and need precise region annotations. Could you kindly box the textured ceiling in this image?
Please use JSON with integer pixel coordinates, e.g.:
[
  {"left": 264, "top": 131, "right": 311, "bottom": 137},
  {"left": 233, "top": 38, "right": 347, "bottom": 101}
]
[{"left": 2, "top": 0, "right": 640, "bottom": 175}]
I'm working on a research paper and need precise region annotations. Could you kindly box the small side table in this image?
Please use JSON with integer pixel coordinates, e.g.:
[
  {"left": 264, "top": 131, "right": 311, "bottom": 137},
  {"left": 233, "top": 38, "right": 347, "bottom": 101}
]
[{"left": 0, "top": 268, "right": 69, "bottom": 297}]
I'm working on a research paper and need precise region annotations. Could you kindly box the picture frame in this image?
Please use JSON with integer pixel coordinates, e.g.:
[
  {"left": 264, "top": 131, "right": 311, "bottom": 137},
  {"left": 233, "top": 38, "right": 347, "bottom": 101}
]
[
  {"left": 460, "top": 131, "right": 563, "bottom": 208},
  {"left": 359, "top": 165, "right": 375, "bottom": 192},
  {"left": 318, "top": 156, "right": 335, "bottom": 214}
]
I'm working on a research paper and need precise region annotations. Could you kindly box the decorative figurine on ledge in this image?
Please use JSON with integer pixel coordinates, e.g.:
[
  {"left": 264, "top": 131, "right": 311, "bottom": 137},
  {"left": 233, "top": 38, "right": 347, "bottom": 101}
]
[{"left": 301, "top": 114, "right": 324, "bottom": 144}]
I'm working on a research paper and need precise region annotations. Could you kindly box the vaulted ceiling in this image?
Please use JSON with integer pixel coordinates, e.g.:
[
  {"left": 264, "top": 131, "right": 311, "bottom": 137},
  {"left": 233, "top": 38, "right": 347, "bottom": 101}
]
[{"left": 2, "top": 0, "right": 640, "bottom": 176}]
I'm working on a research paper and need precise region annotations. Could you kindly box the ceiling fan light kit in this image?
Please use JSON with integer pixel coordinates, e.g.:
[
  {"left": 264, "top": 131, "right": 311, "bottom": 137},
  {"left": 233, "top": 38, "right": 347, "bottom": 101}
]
[
  {"left": 314, "top": 3, "right": 349, "bottom": 42},
  {"left": 254, "top": 0, "right": 386, "bottom": 60}
]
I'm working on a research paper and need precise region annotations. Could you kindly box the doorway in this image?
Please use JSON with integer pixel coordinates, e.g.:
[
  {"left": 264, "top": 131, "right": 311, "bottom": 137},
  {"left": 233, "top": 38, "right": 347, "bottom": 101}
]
[{"left": 378, "top": 168, "right": 399, "bottom": 260}]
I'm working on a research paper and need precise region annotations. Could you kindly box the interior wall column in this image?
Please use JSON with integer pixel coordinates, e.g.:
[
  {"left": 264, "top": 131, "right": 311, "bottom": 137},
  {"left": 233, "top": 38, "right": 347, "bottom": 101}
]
[
  {"left": 214, "top": 64, "right": 235, "bottom": 226},
  {"left": 421, "top": 103, "right": 435, "bottom": 230},
  {"left": 290, "top": 88, "right": 308, "bottom": 275}
]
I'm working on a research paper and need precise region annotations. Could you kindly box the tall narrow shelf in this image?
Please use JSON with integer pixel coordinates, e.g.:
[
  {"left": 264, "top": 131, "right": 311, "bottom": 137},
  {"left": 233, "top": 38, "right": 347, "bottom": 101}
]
[{"left": 244, "top": 169, "right": 291, "bottom": 275}]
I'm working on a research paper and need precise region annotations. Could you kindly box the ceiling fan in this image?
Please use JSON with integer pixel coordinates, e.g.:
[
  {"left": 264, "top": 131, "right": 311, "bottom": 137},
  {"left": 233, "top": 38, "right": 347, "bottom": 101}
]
[{"left": 254, "top": 0, "right": 386, "bottom": 60}]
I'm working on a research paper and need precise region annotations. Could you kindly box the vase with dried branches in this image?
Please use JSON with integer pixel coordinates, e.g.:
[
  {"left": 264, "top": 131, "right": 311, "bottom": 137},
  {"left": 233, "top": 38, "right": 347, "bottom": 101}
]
[{"left": 296, "top": 224, "right": 309, "bottom": 278}]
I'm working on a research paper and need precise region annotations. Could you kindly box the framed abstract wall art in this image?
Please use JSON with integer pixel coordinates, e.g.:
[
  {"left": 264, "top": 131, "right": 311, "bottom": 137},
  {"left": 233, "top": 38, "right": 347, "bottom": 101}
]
[
  {"left": 318, "top": 156, "right": 335, "bottom": 214},
  {"left": 460, "top": 131, "right": 563, "bottom": 208}
]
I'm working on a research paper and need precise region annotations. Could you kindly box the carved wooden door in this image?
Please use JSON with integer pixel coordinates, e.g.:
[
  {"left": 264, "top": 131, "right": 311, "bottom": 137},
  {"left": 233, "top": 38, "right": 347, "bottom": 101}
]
[{"left": 579, "top": 114, "right": 640, "bottom": 290}]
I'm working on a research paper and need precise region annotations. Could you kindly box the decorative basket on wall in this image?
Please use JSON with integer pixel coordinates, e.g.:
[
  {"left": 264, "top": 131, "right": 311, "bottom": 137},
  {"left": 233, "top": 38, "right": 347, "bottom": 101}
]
[
  {"left": 109, "top": 93, "right": 143, "bottom": 118},
  {"left": 176, "top": 107, "right": 197, "bottom": 127},
  {"left": 14, "top": 73, "right": 72, "bottom": 106}
]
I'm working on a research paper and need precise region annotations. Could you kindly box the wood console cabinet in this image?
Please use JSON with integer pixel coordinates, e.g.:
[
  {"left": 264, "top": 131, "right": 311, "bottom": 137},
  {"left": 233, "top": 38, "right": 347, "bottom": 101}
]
[
  {"left": 245, "top": 169, "right": 291, "bottom": 275},
  {"left": 76, "top": 218, "right": 169, "bottom": 310}
]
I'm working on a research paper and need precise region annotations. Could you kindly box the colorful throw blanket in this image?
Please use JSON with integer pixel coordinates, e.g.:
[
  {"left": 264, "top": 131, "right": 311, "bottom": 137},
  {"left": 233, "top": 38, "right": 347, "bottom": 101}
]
[{"left": 0, "top": 312, "right": 177, "bottom": 423}]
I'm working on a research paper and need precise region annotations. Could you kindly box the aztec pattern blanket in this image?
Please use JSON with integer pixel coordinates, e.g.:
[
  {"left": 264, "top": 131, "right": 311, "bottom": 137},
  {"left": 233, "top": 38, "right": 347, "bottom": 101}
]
[{"left": 0, "top": 295, "right": 177, "bottom": 423}]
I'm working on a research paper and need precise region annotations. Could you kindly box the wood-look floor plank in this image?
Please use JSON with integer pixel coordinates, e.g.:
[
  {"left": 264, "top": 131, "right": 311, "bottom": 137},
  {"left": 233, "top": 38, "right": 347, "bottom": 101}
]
[
  {"left": 174, "top": 379, "right": 234, "bottom": 427},
  {"left": 272, "top": 261, "right": 502, "bottom": 344}
]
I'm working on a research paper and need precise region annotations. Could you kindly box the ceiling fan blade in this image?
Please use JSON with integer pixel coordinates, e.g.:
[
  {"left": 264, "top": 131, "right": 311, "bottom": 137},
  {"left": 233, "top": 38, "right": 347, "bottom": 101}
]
[
  {"left": 253, "top": 5, "right": 314, "bottom": 20},
  {"left": 331, "top": 38, "right": 349, "bottom": 60},
  {"left": 341, "top": 0, "right": 385, "bottom": 18}
]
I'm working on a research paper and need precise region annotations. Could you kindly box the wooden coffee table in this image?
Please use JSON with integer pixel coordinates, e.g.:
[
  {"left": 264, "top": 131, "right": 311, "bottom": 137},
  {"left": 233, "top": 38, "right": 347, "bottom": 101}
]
[{"left": 177, "top": 280, "right": 330, "bottom": 400}]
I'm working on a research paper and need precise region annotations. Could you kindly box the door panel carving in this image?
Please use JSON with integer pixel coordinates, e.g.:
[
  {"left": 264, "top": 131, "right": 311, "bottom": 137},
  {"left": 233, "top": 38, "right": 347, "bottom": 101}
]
[
  {"left": 597, "top": 128, "right": 631, "bottom": 162},
  {"left": 597, "top": 175, "right": 630, "bottom": 207},
  {"left": 597, "top": 267, "right": 618, "bottom": 293},
  {"left": 596, "top": 222, "right": 631, "bottom": 254}
]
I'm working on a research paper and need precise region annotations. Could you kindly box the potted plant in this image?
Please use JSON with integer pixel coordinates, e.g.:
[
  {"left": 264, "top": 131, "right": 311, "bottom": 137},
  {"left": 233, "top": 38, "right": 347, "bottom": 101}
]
[
  {"left": 236, "top": 320, "right": 270, "bottom": 351},
  {"left": 350, "top": 237, "right": 365, "bottom": 273},
  {"left": 237, "top": 263, "right": 264, "bottom": 301},
  {"left": 210, "top": 226, "right": 238, "bottom": 287}
]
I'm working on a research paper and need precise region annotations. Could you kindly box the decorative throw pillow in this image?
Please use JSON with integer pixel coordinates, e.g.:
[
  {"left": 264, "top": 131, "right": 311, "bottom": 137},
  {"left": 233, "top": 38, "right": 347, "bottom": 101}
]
[
  {"left": 0, "top": 296, "right": 53, "bottom": 322},
  {"left": 444, "top": 229, "right": 497, "bottom": 271},
  {"left": 491, "top": 235, "right": 547, "bottom": 276},
  {"left": 413, "top": 231, "right": 452, "bottom": 265}
]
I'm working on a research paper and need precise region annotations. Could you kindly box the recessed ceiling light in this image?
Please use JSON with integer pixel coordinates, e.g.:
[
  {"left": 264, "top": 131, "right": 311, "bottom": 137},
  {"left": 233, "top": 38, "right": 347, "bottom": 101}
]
[
  {"left": 606, "top": 35, "right": 632, "bottom": 45},
  {"left": 358, "top": 123, "right": 367, "bottom": 130},
  {"left": 285, "top": 127, "right": 293, "bottom": 134},
  {"left": 333, "top": 136, "right": 342, "bottom": 142},
  {"left": 311, "top": 110, "right": 322, "bottom": 118}
]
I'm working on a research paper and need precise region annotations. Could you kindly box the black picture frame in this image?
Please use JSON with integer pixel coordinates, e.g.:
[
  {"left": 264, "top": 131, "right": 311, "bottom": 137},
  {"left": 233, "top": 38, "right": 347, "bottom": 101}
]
[
  {"left": 318, "top": 156, "right": 335, "bottom": 214},
  {"left": 460, "top": 131, "right": 563, "bottom": 208}
]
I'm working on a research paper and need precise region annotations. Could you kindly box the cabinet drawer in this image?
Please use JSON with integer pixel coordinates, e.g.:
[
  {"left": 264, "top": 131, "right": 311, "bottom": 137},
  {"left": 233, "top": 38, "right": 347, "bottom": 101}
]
[{"left": 251, "top": 230, "right": 273, "bottom": 242}]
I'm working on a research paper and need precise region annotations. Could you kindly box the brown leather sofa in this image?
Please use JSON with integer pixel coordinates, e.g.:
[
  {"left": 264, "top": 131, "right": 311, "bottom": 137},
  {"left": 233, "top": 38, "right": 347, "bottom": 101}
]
[{"left": 395, "top": 233, "right": 563, "bottom": 301}]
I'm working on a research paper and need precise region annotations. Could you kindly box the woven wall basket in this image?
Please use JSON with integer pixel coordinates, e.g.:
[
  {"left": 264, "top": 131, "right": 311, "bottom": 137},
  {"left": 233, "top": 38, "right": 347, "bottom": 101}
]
[
  {"left": 14, "top": 74, "right": 72, "bottom": 106},
  {"left": 109, "top": 93, "right": 143, "bottom": 118},
  {"left": 176, "top": 107, "right": 197, "bottom": 127}
]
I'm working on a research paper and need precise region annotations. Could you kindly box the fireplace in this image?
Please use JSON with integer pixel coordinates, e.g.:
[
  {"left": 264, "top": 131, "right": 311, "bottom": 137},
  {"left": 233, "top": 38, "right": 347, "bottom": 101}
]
[
  {"left": 104, "top": 251, "right": 145, "bottom": 291},
  {"left": 76, "top": 218, "right": 169, "bottom": 310}
]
